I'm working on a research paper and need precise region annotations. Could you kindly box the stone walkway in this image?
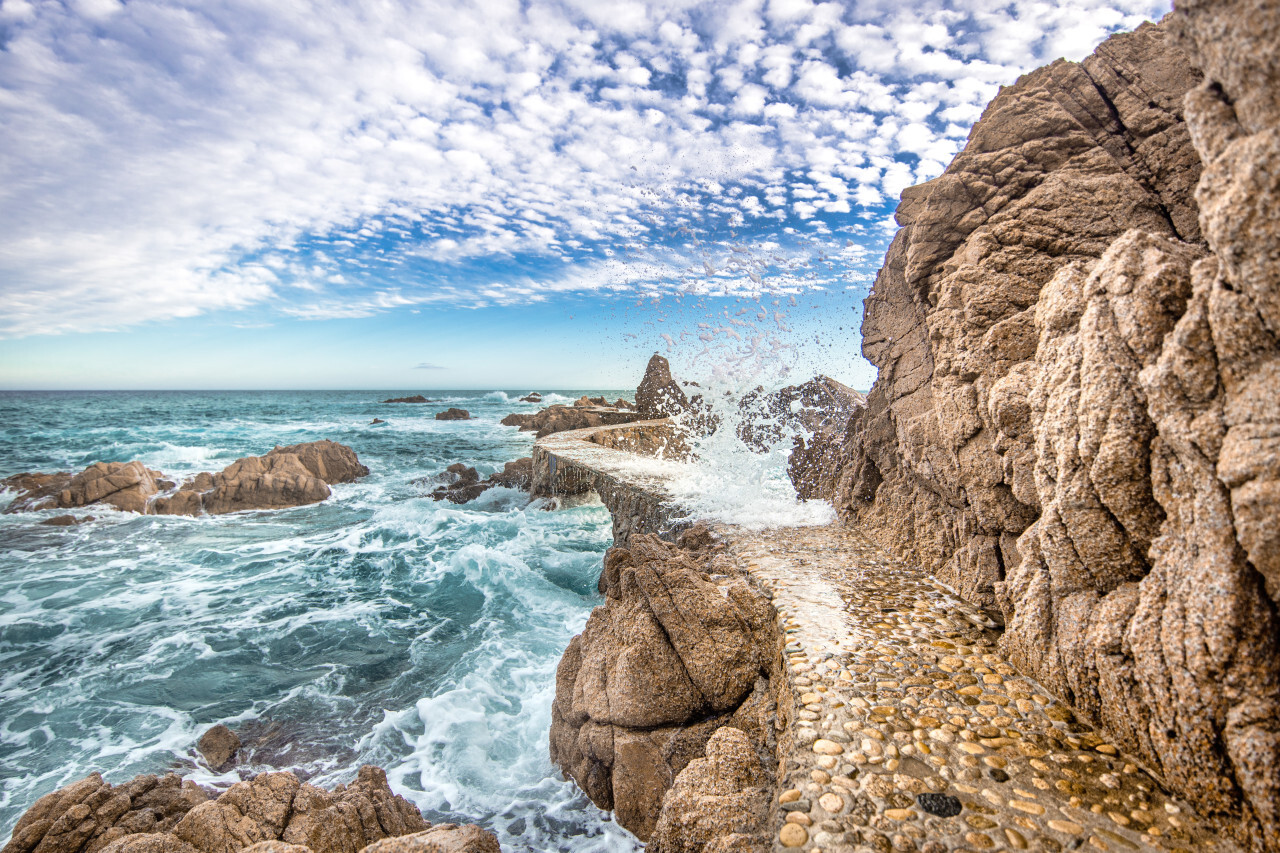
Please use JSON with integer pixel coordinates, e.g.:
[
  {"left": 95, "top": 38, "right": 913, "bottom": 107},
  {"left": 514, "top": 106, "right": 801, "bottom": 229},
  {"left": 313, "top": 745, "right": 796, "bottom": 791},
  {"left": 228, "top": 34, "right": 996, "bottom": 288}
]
[{"left": 725, "top": 523, "right": 1238, "bottom": 853}]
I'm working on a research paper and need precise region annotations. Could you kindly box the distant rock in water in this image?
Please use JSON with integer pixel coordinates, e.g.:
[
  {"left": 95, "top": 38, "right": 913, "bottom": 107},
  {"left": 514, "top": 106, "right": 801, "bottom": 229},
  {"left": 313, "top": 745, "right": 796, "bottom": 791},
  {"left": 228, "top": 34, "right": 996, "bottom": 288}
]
[
  {"left": 634, "top": 353, "right": 688, "bottom": 419},
  {"left": 434, "top": 408, "right": 471, "bottom": 420},
  {"left": 519, "top": 392, "right": 542, "bottom": 402},
  {"left": 0, "top": 763, "right": 497, "bottom": 853},
  {"left": 3, "top": 440, "right": 368, "bottom": 518},
  {"left": 382, "top": 395, "right": 432, "bottom": 403},
  {"left": 370, "top": 418, "right": 385, "bottom": 425}
]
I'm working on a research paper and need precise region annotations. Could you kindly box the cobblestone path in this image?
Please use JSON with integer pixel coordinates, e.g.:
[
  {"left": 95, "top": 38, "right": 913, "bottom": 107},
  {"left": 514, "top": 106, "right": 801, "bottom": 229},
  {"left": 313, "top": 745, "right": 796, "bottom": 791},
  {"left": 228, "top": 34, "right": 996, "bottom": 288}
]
[{"left": 727, "top": 523, "right": 1238, "bottom": 853}]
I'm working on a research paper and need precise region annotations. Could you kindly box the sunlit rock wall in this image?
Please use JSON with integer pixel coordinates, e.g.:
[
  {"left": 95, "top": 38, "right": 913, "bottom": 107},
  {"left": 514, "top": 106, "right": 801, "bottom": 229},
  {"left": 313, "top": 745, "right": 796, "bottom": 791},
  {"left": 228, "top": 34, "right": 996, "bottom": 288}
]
[{"left": 807, "top": 6, "right": 1280, "bottom": 849}]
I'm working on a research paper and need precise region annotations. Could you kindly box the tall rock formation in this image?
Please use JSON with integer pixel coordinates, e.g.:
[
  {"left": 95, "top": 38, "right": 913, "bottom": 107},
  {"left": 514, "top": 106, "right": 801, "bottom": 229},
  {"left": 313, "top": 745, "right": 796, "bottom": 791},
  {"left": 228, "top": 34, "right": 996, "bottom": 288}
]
[
  {"left": 803, "top": 5, "right": 1279, "bottom": 849},
  {"left": 549, "top": 529, "right": 778, "bottom": 841}
]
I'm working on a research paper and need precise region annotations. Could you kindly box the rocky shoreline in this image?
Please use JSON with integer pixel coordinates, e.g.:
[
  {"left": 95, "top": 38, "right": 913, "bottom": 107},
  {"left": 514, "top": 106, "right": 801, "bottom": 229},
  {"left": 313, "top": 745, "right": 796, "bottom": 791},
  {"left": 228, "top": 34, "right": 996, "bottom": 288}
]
[{"left": 2, "top": 440, "right": 368, "bottom": 518}]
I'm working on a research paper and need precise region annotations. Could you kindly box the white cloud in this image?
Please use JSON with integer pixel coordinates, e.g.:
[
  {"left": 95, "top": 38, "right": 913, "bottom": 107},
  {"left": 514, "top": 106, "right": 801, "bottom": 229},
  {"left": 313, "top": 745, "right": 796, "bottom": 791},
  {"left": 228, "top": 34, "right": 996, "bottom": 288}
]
[{"left": 0, "top": 0, "right": 1173, "bottom": 336}]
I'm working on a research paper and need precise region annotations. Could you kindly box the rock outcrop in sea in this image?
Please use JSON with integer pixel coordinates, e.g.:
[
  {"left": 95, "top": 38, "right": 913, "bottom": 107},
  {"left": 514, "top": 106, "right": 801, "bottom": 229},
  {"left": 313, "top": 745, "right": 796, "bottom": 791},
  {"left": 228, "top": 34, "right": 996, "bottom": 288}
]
[
  {"left": 548, "top": 526, "right": 779, "bottom": 842},
  {"left": 787, "top": 4, "right": 1280, "bottom": 848},
  {"left": 0, "top": 765, "right": 498, "bottom": 853},
  {"left": 2, "top": 441, "right": 368, "bottom": 517}
]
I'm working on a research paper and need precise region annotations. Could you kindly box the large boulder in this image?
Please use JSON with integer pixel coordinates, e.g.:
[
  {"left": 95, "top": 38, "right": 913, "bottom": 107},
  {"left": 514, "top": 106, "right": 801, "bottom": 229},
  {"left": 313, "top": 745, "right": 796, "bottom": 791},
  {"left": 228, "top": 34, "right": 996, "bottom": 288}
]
[
  {"left": 2, "top": 766, "right": 435, "bottom": 853},
  {"left": 634, "top": 354, "right": 688, "bottom": 419},
  {"left": 549, "top": 530, "right": 775, "bottom": 840},
  {"left": 808, "top": 9, "right": 1280, "bottom": 850},
  {"left": 155, "top": 441, "right": 368, "bottom": 516}
]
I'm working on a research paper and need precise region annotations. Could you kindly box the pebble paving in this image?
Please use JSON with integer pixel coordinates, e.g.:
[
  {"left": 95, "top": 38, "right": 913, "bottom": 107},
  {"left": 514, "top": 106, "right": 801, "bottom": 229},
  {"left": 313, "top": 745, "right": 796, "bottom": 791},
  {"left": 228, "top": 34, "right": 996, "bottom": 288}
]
[{"left": 724, "top": 523, "right": 1241, "bottom": 853}]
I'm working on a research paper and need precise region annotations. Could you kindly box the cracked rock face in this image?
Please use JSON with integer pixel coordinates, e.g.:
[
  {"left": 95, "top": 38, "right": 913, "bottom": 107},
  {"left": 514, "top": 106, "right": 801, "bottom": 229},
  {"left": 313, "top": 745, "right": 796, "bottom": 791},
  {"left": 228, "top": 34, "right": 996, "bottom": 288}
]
[
  {"left": 808, "top": 7, "right": 1280, "bottom": 849},
  {"left": 549, "top": 529, "right": 776, "bottom": 841}
]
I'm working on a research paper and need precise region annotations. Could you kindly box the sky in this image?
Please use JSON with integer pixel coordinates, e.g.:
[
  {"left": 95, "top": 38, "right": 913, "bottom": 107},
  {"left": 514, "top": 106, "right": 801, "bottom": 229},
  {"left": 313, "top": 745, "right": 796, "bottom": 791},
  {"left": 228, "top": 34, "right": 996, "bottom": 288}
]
[{"left": 0, "top": 0, "right": 1170, "bottom": 391}]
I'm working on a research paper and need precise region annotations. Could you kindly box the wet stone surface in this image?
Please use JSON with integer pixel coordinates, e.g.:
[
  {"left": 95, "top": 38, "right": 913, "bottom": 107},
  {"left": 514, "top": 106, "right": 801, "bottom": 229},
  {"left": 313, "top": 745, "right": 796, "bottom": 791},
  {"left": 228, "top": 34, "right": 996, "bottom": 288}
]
[{"left": 724, "top": 524, "right": 1241, "bottom": 853}]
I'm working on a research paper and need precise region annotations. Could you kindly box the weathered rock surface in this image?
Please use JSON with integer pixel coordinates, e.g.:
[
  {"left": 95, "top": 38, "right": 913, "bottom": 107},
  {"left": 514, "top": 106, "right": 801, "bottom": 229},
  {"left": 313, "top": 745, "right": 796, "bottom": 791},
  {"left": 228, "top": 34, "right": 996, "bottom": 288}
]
[
  {"left": 426, "top": 458, "right": 533, "bottom": 504},
  {"left": 500, "top": 405, "right": 640, "bottom": 438},
  {"left": 39, "top": 514, "right": 94, "bottom": 526},
  {"left": 806, "top": 10, "right": 1280, "bottom": 850},
  {"left": 55, "top": 462, "right": 165, "bottom": 514},
  {"left": 647, "top": 727, "right": 770, "bottom": 853},
  {"left": 359, "top": 825, "right": 499, "bottom": 853},
  {"left": 5, "top": 441, "right": 367, "bottom": 518},
  {"left": 433, "top": 409, "right": 470, "bottom": 421},
  {"left": 382, "top": 396, "right": 431, "bottom": 404},
  {"left": 1, "top": 766, "right": 450, "bottom": 853},
  {"left": 198, "top": 725, "right": 241, "bottom": 771},
  {"left": 549, "top": 528, "right": 777, "bottom": 841},
  {"left": 2, "top": 472, "right": 74, "bottom": 513},
  {"left": 634, "top": 354, "right": 689, "bottom": 419},
  {"left": 518, "top": 393, "right": 541, "bottom": 403},
  {"left": 160, "top": 441, "right": 368, "bottom": 516}
]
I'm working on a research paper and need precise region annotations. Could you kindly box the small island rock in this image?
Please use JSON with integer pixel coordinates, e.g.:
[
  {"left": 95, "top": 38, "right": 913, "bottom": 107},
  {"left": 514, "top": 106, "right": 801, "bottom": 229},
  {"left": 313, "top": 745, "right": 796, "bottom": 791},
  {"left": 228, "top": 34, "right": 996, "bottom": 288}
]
[
  {"left": 434, "top": 408, "right": 471, "bottom": 421},
  {"left": 382, "top": 395, "right": 432, "bottom": 404},
  {"left": 196, "top": 724, "right": 240, "bottom": 771}
]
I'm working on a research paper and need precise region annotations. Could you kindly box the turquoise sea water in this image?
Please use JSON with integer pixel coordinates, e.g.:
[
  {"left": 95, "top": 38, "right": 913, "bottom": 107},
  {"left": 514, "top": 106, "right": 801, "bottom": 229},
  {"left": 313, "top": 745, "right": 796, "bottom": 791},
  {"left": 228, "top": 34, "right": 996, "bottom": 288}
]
[{"left": 0, "top": 390, "right": 639, "bottom": 851}]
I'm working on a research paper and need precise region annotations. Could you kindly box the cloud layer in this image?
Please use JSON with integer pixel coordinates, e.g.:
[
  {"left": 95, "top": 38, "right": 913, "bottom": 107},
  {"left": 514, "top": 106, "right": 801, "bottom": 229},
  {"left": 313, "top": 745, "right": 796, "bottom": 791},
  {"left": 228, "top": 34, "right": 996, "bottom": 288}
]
[{"left": 0, "top": 0, "right": 1170, "bottom": 336}]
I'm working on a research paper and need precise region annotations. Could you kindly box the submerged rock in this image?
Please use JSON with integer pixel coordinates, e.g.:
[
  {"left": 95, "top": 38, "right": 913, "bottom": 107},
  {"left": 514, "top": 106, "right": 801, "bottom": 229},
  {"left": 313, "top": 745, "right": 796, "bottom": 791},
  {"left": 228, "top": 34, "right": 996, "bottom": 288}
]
[
  {"left": 382, "top": 395, "right": 431, "bottom": 404},
  {"left": 433, "top": 408, "right": 471, "bottom": 421},
  {"left": 370, "top": 418, "right": 385, "bottom": 425},
  {"left": 39, "top": 514, "right": 93, "bottom": 526}
]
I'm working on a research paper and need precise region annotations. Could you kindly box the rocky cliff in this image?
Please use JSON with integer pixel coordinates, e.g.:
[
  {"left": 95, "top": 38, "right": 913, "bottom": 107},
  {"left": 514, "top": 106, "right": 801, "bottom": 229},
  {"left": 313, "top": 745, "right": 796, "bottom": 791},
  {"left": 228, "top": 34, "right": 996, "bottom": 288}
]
[{"left": 799, "top": 3, "right": 1279, "bottom": 849}]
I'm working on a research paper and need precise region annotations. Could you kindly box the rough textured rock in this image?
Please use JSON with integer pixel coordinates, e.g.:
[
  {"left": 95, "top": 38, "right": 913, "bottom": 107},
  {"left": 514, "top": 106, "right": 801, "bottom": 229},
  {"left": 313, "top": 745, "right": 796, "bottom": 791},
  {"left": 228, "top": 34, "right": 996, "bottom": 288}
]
[
  {"left": 549, "top": 530, "right": 776, "bottom": 840},
  {"left": 811, "top": 10, "right": 1280, "bottom": 851},
  {"left": 427, "top": 458, "right": 533, "bottom": 503},
  {"left": 500, "top": 404, "right": 640, "bottom": 438},
  {"left": 56, "top": 462, "right": 164, "bottom": 514},
  {"left": 2, "top": 772, "right": 207, "bottom": 853},
  {"left": 359, "top": 825, "right": 499, "bottom": 853},
  {"left": 518, "top": 393, "right": 541, "bottom": 403},
  {"left": 155, "top": 441, "right": 367, "bottom": 516},
  {"left": 2, "top": 765, "right": 434, "bottom": 853},
  {"left": 5, "top": 442, "right": 366, "bottom": 518},
  {"left": 198, "top": 725, "right": 241, "bottom": 771},
  {"left": 2, "top": 472, "right": 74, "bottom": 513},
  {"left": 647, "top": 727, "right": 770, "bottom": 853},
  {"left": 634, "top": 354, "right": 689, "bottom": 419},
  {"left": 433, "top": 409, "right": 470, "bottom": 421}
]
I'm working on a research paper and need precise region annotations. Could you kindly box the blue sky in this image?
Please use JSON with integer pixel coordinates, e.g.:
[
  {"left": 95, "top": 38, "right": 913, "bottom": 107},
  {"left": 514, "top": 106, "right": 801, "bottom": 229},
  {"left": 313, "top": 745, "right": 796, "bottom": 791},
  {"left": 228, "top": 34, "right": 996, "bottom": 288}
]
[{"left": 0, "top": 0, "right": 1169, "bottom": 390}]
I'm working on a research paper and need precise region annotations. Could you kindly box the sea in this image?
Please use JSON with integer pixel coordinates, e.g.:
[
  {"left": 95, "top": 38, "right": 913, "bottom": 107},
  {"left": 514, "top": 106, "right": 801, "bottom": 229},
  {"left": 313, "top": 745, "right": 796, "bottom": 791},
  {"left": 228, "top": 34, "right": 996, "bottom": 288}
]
[{"left": 0, "top": 390, "right": 641, "bottom": 851}]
